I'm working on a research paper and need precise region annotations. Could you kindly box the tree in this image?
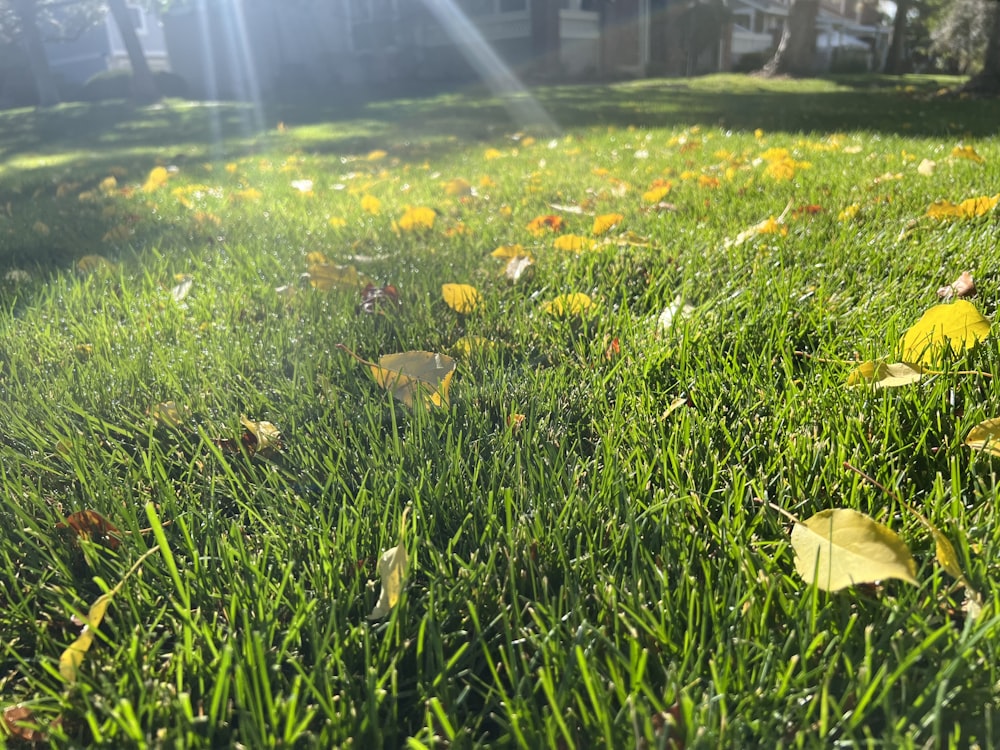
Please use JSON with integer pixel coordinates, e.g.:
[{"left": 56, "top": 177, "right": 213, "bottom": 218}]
[
  {"left": 884, "top": 0, "right": 912, "bottom": 73},
  {"left": 106, "top": 0, "right": 160, "bottom": 102},
  {"left": 963, "top": 0, "right": 1000, "bottom": 91},
  {"left": 761, "top": 0, "right": 819, "bottom": 76},
  {"left": 6, "top": 0, "right": 59, "bottom": 105}
]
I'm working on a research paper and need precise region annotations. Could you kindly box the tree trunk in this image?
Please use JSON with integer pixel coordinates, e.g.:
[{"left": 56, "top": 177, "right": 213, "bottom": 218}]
[
  {"left": 107, "top": 0, "right": 160, "bottom": 103},
  {"left": 883, "top": 0, "right": 910, "bottom": 74},
  {"left": 11, "top": 0, "right": 60, "bottom": 107},
  {"left": 963, "top": 3, "right": 1000, "bottom": 93},
  {"left": 761, "top": 0, "right": 819, "bottom": 77}
]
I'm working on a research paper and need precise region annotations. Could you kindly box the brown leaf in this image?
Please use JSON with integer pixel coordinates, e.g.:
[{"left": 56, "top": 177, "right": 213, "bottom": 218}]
[
  {"left": 937, "top": 271, "right": 975, "bottom": 300},
  {"left": 2, "top": 705, "right": 46, "bottom": 743},
  {"left": 56, "top": 510, "right": 121, "bottom": 551},
  {"left": 357, "top": 283, "right": 401, "bottom": 315}
]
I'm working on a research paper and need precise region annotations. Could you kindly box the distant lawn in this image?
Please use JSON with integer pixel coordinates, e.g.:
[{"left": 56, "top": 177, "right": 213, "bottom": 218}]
[{"left": 1, "top": 74, "right": 999, "bottom": 748}]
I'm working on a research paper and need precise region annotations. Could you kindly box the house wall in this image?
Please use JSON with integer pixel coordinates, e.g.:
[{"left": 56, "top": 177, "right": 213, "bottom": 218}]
[{"left": 44, "top": 23, "right": 111, "bottom": 84}]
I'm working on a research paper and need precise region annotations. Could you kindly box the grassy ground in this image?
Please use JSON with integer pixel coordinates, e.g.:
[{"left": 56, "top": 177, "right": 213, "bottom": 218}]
[{"left": 1, "top": 73, "right": 1000, "bottom": 748}]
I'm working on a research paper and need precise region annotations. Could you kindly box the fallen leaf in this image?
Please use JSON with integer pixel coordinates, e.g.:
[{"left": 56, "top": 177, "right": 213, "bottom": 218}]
[
  {"left": 925, "top": 194, "right": 999, "bottom": 220},
  {"left": 341, "top": 346, "right": 457, "bottom": 409},
  {"left": 76, "top": 255, "right": 117, "bottom": 276},
  {"left": 846, "top": 361, "right": 925, "bottom": 388},
  {"left": 553, "top": 234, "right": 593, "bottom": 252},
  {"left": 937, "top": 271, "right": 975, "bottom": 300},
  {"left": 56, "top": 510, "right": 122, "bottom": 551},
  {"left": 2, "top": 705, "right": 45, "bottom": 743},
  {"left": 965, "top": 417, "right": 1000, "bottom": 457},
  {"left": 503, "top": 255, "right": 534, "bottom": 283},
  {"left": 491, "top": 244, "right": 527, "bottom": 259},
  {"left": 900, "top": 300, "right": 990, "bottom": 364},
  {"left": 149, "top": 401, "right": 183, "bottom": 428},
  {"left": 397, "top": 206, "right": 436, "bottom": 231},
  {"left": 526, "top": 214, "right": 564, "bottom": 235},
  {"left": 441, "top": 283, "right": 480, "bottom": 313},
  {"left": 240, "top": 416, "right": 282, "bottom": 455},
  {"left": 592, "top": 213, "right": 624, "bottom": 235},
  {"left": 452, "top": 336, "right": 494, "bottom": 357},
  {"left": 307, "top": 262, "right": 372, "bottom": 291},
  {"left": 369, "top": 507, "right": 411, "bottom": 619},
  {"left": 170, "top": 274, "right": 193, "bottom": 302},
  {"left": 542, "top": 293, "right": 594, "bottom": 317},
  {"left": 356, "top": 283, "right": 401, "bottom": 315},
  {"left": 950, "top": 144, "right": 984, "bottom": 163},
  {"left": 60, "top": 593, "right": 113, "bottom": 681},
  {"left": 917, "top": 158, "right": 936, "bottom": 176},
  {"left": 657, "top": 297, "right": 695, "bottom": 329},
  {"left": 791, "top": 508, "right": 918, "bottom": 591}
]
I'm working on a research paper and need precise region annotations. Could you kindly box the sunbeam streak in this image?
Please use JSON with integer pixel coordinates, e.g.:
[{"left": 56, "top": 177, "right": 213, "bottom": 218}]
[{"left": 419, "top": 0, "right": 559, "bottom": 136}]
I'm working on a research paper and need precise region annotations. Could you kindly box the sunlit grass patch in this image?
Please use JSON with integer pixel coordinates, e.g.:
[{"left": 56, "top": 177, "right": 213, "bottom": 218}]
[{"left": 1, "top": 74, "right": 1000, "bottom": 747}]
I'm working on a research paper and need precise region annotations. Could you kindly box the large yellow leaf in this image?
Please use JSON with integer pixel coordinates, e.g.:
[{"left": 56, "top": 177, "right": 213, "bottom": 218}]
[
  {"left": 441, "top": 283, "right": 480, "bottom": 313},
  {"left": 341, "top": 346, "right": 456, "bottom": 409},
  {"left": 900, "top": 300, "right": 990, "bottom": 364},
  {"left": 925, "top": 194, "right": 999, "bottom": 220},
  {"left": 368, "top": 507, "right": 411, "bottom": 620},
  {"left": 965, "top": 417, "right": 1000, "bottom": 457},
  {"left": 846, "top": 361, "right": 925, "bottom": 388},
  {"left": 791, "top": 508, "right": 918, "bottom": 591}
]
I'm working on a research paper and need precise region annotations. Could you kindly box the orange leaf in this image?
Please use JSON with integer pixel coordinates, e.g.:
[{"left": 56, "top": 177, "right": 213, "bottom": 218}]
[{"left": 56, "top": 510, "right": 122, "bottom": 551}]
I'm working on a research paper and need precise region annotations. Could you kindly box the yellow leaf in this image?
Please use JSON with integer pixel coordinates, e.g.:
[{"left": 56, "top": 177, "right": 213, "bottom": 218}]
[
  {"left": 444, "top": 178, "right": 473, "bottom": 197},
  {"left": 965, "top": 417, "right": 1000, "bottom": 457},
  {"left": 341, "top": 347, "right": 456, "bottom": 409},
  {"left": 366, "top": 150, "right": 388, "bottom": 161},
  {"left": 397, "top": 206, "right": 436, "bottom": 231},
  {"left": 240, "top": 415, "right": 282, "bottom": 454},
  {"left": 59, "top": 593, "right": 112, "bottom": 682},
  {"left": 453, "top": 336, "right": 494, "bottom": 357},
  {"left": 32, "top": 221, "right": 50, "bottom": 236},
  {"left": 369, "top": 507, "right": 410, "bottom": 620},
  {"left": 308, "top": 262, "right": 372, "bottom": 291},
  {"left": 553, "top": 234, "right": 593, "bottom": 252},
  {"left": 142, "top": 166, "right": 170, "bottom": 193},
  {"left": 491, "top": 244, "right": 527, "bottom": 259},
  {"left": 925, "top": 194, "right": 999, "bottom": 220},
  {"left": 328, "top": 217, "right": 348, "bottom": 228},
  {"left": 150, "top": 401, "right": 183, "bottom": 428},
  {"left": 950, "top": 144, "right": 984, "bottom": 163},
  {"left": 846, "top": 361, "right": 925, "bottom": 388},
  {"left": 592, "top": 213, "right": 624, "bottom": 236},
  {"left": 791, "top": 508, "right": 918, "bottom": 592},
  {"left": 441, "top": 283, "right": 480, "bottom": 313},
  {"left": 361, "top": 195, "right": 382, "bottom": 215},
  {"left": 76, "top": 255, "right": 117, "bottom": 276},
  {"left": 643, "top": 184, "right": 672, "bottom": 203},
  {"left": 542, "top": 293, "right": 594, "bottom": 317},
  {"left": 900, "top": 300, "right": 990, "bottom": 364}
]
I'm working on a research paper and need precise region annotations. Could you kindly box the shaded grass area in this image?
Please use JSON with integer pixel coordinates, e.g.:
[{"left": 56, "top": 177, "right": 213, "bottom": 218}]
[{"left": 1, "top": 74, "right": 999, "bottom": 747}]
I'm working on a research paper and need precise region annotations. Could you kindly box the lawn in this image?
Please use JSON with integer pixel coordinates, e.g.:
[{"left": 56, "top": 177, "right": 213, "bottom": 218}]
[{"left": 1, "top": 73, "right": 1000, "bottom": 748}]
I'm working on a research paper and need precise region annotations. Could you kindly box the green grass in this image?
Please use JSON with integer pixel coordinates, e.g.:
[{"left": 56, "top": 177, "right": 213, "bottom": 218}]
[{"left": 2, "top": 73, "right": 1000, "bottom": 748}]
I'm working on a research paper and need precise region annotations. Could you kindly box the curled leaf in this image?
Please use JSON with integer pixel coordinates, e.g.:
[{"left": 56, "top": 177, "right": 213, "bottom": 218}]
[
  {"left": 790, "top": 508, "right": 918, "bottom": 591},
  {"left": 846, "top": 361, "right": 925, "bottom": 388},
  {"left": 60, "top": 593, "right": 112, "bottom": 681},
  {"left": 937, "top": 271, "right": 975, "bottom": 300},
  {"left": 341, "top": 346, "right": 456, "bottom": 409},
  {"left": 369, "top": 507, "right": 411, "bottom": 620},
  {"left": 240, "top": 416, "right": 282, "bottom": 456}
]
